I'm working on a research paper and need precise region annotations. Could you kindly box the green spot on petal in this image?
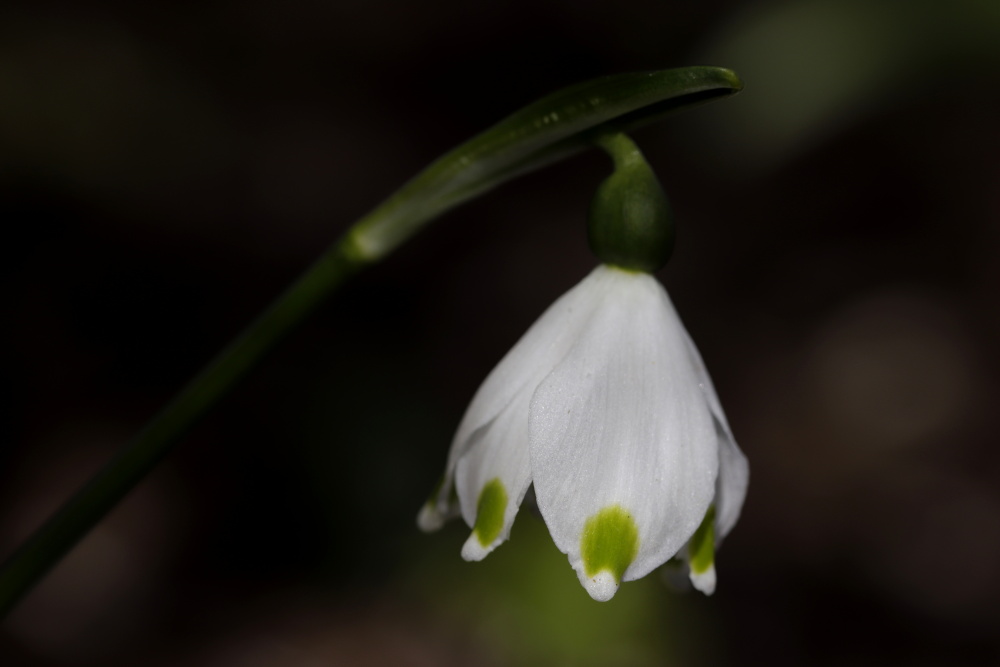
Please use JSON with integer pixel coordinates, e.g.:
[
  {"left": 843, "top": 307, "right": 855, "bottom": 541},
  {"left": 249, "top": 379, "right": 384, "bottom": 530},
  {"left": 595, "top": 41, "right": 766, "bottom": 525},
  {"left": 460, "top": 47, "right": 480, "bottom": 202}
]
[
  {"left": 581, "top": 505, "right": 640, "bottom": 582},
  {"left": 688, "top": 505, "right": 716, "bottom": 575},
  {"left": 473, "top": 478, "right": 508, "bottom": 547}
]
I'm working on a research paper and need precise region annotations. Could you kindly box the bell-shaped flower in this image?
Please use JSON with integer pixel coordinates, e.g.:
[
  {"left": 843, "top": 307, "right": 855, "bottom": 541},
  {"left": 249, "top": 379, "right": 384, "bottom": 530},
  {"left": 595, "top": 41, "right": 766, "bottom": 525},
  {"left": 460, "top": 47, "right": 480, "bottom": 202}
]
[
  {"left": 417, "top": 132, "right": 748, "bottom": 601},
  {"left": 418, "top": 265, "right": 748, "bottom": 601}
]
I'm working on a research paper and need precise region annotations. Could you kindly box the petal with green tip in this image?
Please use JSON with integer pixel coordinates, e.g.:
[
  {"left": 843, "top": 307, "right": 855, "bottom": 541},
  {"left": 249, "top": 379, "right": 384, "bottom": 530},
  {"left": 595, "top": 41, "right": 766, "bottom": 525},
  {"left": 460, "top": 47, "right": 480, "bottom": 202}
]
[
  {"left": 442, "top": 265, "right": 642, "bottom": 553},
  {"left": 529, "top": 266, "right": 718, "bottom": 597},
  {"left": 686, "top": 506, "right": 717, "bottom": 595},
  {"left": 416, "top": 474, "right": 458, "bottom": 532},
  {"left": 461, "top": 478, "right": 509, "bottom": 560},
  {"left": 424, "top": 266, "right": 615, "bottom": 533},
  {"left": 455, "top": 398, "right": 530, "bottom": 560}
]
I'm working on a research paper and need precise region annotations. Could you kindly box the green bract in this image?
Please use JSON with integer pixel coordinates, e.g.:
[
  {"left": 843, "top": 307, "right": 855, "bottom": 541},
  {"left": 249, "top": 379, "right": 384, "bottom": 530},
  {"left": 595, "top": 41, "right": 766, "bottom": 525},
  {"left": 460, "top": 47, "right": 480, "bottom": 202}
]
[{"left": 588, "top": 133, "right": 673, "bottom": 273}]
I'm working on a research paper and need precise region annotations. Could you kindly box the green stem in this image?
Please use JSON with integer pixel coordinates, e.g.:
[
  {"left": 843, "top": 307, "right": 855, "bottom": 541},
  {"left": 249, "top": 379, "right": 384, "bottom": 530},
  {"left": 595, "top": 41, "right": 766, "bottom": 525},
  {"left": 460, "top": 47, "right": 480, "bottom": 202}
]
[
  {"left": 0, "top": 237, "right": 368, "bottom": 618},
  {"left": 592, "top": 131, "right": 644, "bottom": 169}
]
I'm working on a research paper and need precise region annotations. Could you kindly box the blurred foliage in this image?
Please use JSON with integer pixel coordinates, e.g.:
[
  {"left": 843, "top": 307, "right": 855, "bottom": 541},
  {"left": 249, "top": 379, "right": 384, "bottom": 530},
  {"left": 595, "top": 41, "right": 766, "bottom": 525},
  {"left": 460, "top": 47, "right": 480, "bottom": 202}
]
[
  {"left": 406, "top": 517, "right": 673, "bottom": 667},
  {"left": 688, "top": 0, "right": 1000, "bottom": 169}
]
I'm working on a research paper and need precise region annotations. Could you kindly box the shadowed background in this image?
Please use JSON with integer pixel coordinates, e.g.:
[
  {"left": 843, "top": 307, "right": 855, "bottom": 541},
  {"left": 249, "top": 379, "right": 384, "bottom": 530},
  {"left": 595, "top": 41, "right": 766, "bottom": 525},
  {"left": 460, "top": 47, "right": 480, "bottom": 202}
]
[{"left": 2, "top": 0, "right": 999, "bottom": 665}]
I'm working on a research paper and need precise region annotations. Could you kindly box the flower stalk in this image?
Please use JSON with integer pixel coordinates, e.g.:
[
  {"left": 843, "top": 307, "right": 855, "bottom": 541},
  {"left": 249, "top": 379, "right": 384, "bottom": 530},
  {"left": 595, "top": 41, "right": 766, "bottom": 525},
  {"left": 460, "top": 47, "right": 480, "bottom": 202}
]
[{"left": 0, "top": 67, "right": 742, "bottom": 617}]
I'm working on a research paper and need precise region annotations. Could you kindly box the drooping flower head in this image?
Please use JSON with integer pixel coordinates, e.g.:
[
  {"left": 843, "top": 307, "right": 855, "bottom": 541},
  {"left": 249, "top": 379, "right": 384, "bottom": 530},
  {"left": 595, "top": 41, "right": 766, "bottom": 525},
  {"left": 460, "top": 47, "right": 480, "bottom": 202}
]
[{"left": 418, "top": 133, "right": 748, "bottom": 601}]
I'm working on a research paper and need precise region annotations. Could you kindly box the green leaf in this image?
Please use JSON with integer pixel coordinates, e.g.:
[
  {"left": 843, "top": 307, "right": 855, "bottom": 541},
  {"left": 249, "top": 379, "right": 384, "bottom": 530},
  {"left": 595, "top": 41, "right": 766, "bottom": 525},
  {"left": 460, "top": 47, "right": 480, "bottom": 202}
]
[{"left": 348, "top": 66, "right": 743, "bottom": 260}]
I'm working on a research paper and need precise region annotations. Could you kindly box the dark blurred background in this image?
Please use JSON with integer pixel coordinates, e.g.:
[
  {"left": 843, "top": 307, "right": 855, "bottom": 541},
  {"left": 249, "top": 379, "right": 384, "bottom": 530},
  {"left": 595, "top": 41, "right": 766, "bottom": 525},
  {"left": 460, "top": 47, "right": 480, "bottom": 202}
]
[{"left": 2, "top": 1, "right": 999, "bottom": 665}]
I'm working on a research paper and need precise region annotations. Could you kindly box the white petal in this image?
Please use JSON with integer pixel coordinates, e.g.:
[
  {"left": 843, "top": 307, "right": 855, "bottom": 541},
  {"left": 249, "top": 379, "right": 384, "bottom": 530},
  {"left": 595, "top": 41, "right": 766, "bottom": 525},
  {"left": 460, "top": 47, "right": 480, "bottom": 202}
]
[
  {"left": 714, "top": 427, "right": 749, "bottom": 542},
  {"left": 424, "top": 267, "right": 625, "bottom": 526},
  {"left": 416, "top": 499, "right": 451, "bottom": 532},
  {"left": 680, "top": 329, "right": 749, "bottom": 541},
  {"left": 679, "top": 506, "right": 719, "bottom": 596},
  {"left": 582, "top": 571, "right": 619, "bottom": 602},
  {"left": 689, "top": 563, "right": 716, "bottom": 595},
  {"left": 454, "top": 393, "right": 533, "bottom": 560},
  {"left": 680, "top": 327, "right": 734, "bottom": 438},
  {"left": 529, "top": 268, "right": 718, "bottom": 599}
]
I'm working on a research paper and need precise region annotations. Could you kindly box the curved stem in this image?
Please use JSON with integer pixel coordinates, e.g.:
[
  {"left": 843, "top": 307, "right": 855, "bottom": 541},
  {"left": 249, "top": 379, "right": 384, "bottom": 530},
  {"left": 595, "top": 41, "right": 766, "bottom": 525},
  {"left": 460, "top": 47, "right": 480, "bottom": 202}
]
[
  {"left": 0, "top": 66, "right": 743, "bottom": 618},
  {"left": 592, "top": 131, "right": 643, "bottom": 168}
]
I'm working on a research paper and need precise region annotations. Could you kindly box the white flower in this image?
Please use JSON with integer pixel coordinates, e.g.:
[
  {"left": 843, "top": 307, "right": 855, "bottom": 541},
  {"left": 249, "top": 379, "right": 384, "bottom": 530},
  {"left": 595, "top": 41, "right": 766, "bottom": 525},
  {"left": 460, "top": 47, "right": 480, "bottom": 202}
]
[{"left": 418, "top": 264, "right": 748, "bottom": 601}]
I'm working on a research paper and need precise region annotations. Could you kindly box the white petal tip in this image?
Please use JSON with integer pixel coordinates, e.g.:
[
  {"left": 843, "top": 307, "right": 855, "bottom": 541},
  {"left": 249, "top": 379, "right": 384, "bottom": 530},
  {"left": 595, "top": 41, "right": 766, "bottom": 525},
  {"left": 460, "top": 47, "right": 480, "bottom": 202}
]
[
  {"left": 689, "top": 564, "right": 717, "bottom": 596},
  {"left": 460, "top": 532, "right": 498, "bottom": 561},
  {"left": 416, "top": 503, "right": 445, "bottom": 532},
  {"left": 580, "top": 570, "right": 620, "bottom": 602}
]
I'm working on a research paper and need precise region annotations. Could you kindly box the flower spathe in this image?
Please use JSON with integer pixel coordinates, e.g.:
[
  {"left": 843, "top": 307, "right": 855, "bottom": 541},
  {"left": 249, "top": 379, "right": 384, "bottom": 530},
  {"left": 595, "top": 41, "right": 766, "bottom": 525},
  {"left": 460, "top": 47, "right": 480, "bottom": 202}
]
[{"left": 418, "top": 265, "right": 748, "bottom": 601}]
